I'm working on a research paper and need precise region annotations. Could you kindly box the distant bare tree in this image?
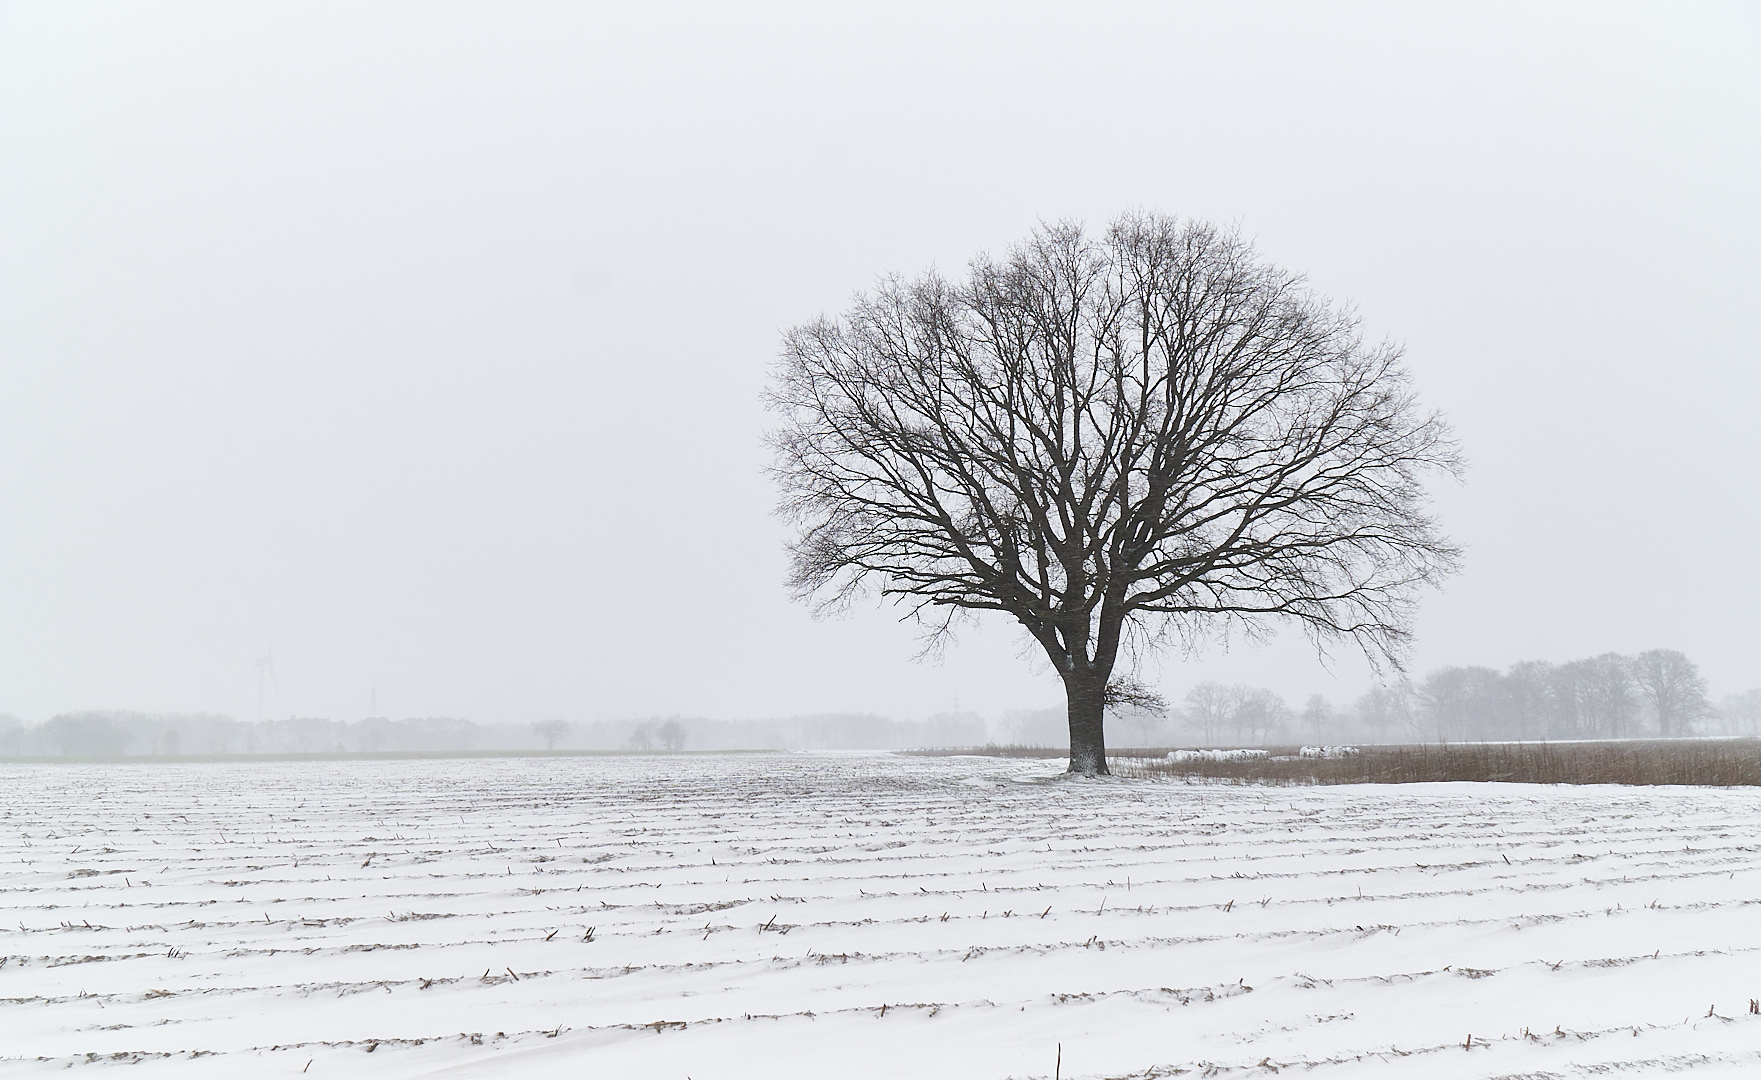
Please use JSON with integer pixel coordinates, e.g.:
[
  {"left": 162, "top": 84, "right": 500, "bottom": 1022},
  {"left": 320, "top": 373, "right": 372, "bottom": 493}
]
[
  {"left": 360, "top": 719, "right": 389, "bottom": 753},
  {"left": 770, "top": 212, "right": 1460, "bottom": 774},
  {"left": 626, "top": 722, "right": 656, "bottom": 751},
  {"left": 657, "top": 718, "right": 687, "bottom": 751},
  {"left": 1229, "top": 686, "right": 1290, "bottom": 745},
  {"left": 1418, "top": 666, "right": 1506, "bottom": 741},
  {"left": 1550, "top": 655, "right": 1639, "bottom": 739},
  {"left": 1586, "top": 653, "right": 1639, "bottom": 739},
  {"left": 1721, "top": 689, "right": 1761, "bottom": 736},
  {"left": 1356, "top": 681, "right": 1415, "bottom": 743},
  {"left": 532, "top": 719, "right": 570, "bottom": 751},
  {"left": 1551, "top": 660, "right": 1597, "bottom": 739},
  {"left": 1301, "top": 694, "right": 1334, "bottom": 743},
  {"left": 42, "top": 713, "right": 132, "bottom": 757},
  {"left": 1631, "top": 649, "right": 1709, "bottom": 738},
  {"left": 1504, "top": 660, "right": 1554, "bottom": 741},
  {"left": 1183, "top": 682, "right": 1234, "bottom": 745}
]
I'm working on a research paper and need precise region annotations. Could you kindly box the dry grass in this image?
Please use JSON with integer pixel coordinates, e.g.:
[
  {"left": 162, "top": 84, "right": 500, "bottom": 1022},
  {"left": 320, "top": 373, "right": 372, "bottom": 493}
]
[
  {"left": 911, "top": 739, "right": 1761, "bottom": 785},
  {"left": 1105, "top": 739, "right": 1761, "bottom": 786},
  {"left": 907, "top": 743, "right": 1068, "bottom": 759}
]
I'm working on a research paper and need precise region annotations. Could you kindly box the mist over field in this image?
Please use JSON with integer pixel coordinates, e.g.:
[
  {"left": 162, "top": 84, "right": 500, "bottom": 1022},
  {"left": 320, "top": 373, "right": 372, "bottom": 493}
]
[{"left": 2, "top": 3, "right": 1758, "bottom": 726}]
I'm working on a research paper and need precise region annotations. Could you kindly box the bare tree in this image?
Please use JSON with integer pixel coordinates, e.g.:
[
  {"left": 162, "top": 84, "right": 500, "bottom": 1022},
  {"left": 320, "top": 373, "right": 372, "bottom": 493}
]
[
  {"left": 1586, "top": 653, "right": 1639, "bottom": 739},
  {"left": 1631, "top": 648, "right": 1709, "bottom": 738},
  {"left": 769, "top": 213, "right": 1459, "bottom": 774},
  {"left": 1103, "top": 678, "right": 1171, "bottom": 747},
  {"left": 657, "top": 718, "right": 687, "bottom": 751},
  {"left": 1183, "top": 681, "right": 1234, "bottom": 745},
  {"left": 1301, "top": 694, "right": 1334, "bottom": 743},
  {"left": 1355, "top": 680, "right": 1415, "bottom": 744},
  {"left": 532, "top": 718, "right": 570, "bottom": 751},
  {"left": 1551, "top": 660, "right": 1596, "bottom": 739},
  {"left": 1720, "top": 689, "right": 1761, "bottom": 736},
  {"left": 1504, "top": 660, "right": 1554, "bottom": 741},
  {"left": 626, "top": 722, "right": 656, "bottom": 752},
  {"left": 1418, "top": 665, "right": 1506, "bottom": 741},
  {"left": 1229, "top": 685, "right": 1290, "bottom": 745}
]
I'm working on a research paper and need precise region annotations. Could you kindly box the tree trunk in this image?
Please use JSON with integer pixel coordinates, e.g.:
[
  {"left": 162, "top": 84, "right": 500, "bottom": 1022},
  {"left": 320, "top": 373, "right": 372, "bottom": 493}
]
[{"left": 1064, "top": 674, "right": 1109, "bottom": 776}]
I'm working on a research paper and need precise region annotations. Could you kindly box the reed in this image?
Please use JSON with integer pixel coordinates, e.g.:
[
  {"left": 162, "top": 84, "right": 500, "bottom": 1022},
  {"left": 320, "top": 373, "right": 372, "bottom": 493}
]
[{"left": 1102, "top": 739, "right": 1761, "bottom": 786}]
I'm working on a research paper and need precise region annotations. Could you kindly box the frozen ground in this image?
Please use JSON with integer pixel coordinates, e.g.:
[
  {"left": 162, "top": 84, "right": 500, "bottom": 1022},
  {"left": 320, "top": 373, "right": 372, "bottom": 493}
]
[{"left": 4, "top": 753, "right": 1761, "bottom": 1078}]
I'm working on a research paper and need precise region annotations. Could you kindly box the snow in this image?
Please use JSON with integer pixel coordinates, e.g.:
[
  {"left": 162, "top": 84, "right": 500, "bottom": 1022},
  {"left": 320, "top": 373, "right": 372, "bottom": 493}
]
[
  {"left": 5, "top": 753, "right": 1761, "bottom": 1078},
  {"left": 1299, "top": 746, "right": 1362, "bottom": 759}
]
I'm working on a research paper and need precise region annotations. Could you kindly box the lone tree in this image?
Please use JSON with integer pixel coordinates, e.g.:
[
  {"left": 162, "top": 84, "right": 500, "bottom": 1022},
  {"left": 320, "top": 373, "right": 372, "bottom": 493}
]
[
  {"left": 532, "top": 718, "right": 570, "bottom": 751},
  {"left": 768, "top": 212, "right": 1459, "bottom": 774}
]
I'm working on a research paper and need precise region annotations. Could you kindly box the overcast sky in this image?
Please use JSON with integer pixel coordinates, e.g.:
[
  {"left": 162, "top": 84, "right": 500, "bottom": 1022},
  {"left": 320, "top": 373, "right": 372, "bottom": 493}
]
[{"left": 1, "top": 2, "right": 1757, "bottom": 725}]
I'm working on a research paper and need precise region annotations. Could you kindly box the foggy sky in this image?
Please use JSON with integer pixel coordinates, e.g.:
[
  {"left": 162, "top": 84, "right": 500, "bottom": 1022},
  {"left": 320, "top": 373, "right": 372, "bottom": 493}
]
[{"left": 1, "top": 2, "right": 1757, "bottom": 725}]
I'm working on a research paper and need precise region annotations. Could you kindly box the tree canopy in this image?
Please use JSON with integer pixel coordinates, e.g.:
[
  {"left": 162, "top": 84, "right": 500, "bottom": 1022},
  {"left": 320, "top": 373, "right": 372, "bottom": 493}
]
[{"left": 769, "top": 212, "right": 1460, "bottom": 773}]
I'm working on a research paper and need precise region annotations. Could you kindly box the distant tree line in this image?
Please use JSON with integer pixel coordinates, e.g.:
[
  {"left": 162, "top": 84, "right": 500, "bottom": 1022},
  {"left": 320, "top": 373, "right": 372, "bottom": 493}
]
[
  {"left": 1161, "top": 649, "right": 1738, "bottom": 747},
  {"left": 1403, "top": 649, "right": 1712, "bottom": 742},
  {"left": 0, "top": 714, "right": 489, "bottom": 757},
  {"left": 989, "top": 649, "right": 1753, "bottom": 748},
  {"left": 2, "top": 651, "right": 1752, "bottom": 757},
  {"left": 0, "top": 710, "right": 989, "bottom": 758}
]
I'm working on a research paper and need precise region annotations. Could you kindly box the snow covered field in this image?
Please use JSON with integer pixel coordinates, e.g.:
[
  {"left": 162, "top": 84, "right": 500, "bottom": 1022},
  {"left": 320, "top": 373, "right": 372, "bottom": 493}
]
[{"left": 5, "top": 753, "right": 1761, "bottom": 1078}]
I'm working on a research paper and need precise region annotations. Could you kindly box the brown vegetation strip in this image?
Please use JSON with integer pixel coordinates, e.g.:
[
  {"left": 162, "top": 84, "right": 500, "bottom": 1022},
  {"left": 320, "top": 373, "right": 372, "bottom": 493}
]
[{"left": 913, "top": 739, "right": 1761, "bottom": 786}]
